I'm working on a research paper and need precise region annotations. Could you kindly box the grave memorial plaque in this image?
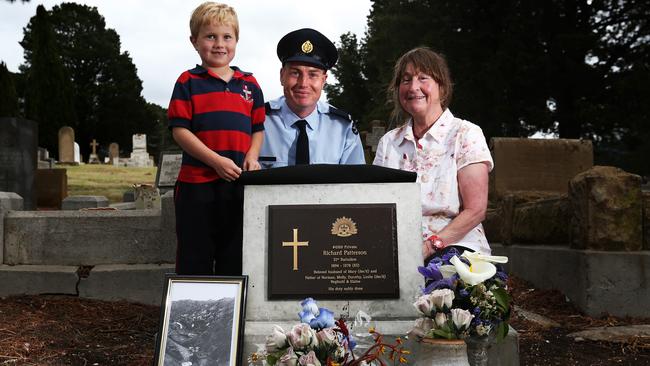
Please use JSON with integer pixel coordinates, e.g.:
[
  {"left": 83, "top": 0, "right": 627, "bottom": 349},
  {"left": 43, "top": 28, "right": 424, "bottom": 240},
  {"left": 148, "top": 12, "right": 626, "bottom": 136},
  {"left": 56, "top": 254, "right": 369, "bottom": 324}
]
[
  {"left": 268, "top": 203, "right": 398, "bottom": 299},
  {"left": 155, "top": 152, "right": 182, "bottom": 191}
]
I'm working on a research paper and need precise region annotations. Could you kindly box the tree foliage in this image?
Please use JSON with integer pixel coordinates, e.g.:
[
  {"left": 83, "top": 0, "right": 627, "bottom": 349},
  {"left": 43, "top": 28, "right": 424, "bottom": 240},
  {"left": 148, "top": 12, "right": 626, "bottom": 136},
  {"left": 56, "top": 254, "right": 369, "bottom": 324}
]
[
  {"left": 22, "top": 5, "right": 77, "bottom": 152},
  {"left": 20, "top": 3, "right": 164, "bottom": 158},
  {"left": 0, "top": 62, "right": 19, "bottom": 117},
  {"left": 328, "top": 0, "right": 650, "bottom": 175}
]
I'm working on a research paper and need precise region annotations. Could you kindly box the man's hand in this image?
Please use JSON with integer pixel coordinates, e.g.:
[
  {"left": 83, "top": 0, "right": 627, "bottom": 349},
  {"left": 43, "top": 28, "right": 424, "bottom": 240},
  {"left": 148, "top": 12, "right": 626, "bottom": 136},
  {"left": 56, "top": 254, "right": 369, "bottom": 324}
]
[{"left": 243, "top": 152, "right": 261, "bottom": 171}]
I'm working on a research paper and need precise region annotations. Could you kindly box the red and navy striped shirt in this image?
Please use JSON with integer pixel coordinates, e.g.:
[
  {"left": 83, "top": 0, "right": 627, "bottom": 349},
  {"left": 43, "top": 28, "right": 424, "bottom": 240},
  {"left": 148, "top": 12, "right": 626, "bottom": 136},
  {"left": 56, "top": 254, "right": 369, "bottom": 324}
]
[{"left": 168, "top": 65, "right": 265, "bottom": 183}]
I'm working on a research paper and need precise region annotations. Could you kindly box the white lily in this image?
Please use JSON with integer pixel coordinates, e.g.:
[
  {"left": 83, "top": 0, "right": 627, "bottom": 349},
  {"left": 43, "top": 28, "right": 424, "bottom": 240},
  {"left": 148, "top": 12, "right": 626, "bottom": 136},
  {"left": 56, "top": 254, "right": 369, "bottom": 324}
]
[
  {"left": 449, "top": 255, "right": 496, "bottom": 286},
  {"left": 462, "top": 252, "right": 509, "bottom": 264},
  {"left": 439, "top": 264, "right": 458, "bottom": 278}
]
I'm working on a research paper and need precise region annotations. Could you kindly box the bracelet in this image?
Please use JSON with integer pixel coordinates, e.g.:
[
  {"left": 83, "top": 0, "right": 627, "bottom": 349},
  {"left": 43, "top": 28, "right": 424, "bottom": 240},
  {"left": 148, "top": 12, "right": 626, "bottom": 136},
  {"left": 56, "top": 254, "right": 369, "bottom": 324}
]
[{"left": 427, "top": 235, "right": 445, "bottom": 249}]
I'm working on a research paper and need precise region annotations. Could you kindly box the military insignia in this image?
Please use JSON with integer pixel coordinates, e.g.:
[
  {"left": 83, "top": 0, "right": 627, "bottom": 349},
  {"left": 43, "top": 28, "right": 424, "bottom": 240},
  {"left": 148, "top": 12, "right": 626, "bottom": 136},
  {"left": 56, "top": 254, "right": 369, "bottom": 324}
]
[
  {"left": 331, "top": 217, "right": 358, "bottom": 237},
  {"left": 301, "top": 40, "right": 314, "bottom": 54}
]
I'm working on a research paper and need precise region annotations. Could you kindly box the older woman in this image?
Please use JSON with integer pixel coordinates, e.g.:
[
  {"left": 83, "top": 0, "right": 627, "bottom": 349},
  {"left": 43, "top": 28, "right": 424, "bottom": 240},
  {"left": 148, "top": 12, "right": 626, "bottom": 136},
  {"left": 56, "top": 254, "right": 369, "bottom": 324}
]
[{"left": 373, "top": 47, "right": 493, "bottom": 260}]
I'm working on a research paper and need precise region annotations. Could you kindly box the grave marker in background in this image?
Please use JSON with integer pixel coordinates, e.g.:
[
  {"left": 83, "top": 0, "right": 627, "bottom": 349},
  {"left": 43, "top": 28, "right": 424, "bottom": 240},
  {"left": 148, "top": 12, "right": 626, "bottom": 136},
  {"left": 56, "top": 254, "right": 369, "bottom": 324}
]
[
  {"left": 109, "top": 143, "right": 119, "bottom": 165},
  {"left": 0, "top": 117, "right": 38, "bottom": 209},
  {"left": 127, "top": 134, "right": 153, "bottom": 167},
  {"left": 58, "top": 126, "right": 75, "bottom": 163},
  {"left": 88, "top": 139, "right": 100, "bottom": 164},
  {"left": 155, "top": 152, "right": 182, "bottom": 193}
]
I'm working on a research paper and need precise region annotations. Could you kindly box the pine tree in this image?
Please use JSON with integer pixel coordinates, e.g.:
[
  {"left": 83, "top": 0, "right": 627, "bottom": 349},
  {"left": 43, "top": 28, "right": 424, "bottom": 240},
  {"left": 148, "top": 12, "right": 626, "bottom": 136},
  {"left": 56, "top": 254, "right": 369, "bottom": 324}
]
[
  {"left": 0, "top": 62, "right": 19, "bottom": 117},
  {"left": 22, "top": 5, "right": 77, "bottom": 153}
]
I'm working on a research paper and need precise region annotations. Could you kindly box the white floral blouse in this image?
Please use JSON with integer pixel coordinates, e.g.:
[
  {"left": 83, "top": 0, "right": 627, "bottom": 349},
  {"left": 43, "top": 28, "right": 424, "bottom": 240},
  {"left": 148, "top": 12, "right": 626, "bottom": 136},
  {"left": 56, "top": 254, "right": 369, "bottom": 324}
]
[{"left": 373, "top": 109, "right": 494, "bottom": 254}]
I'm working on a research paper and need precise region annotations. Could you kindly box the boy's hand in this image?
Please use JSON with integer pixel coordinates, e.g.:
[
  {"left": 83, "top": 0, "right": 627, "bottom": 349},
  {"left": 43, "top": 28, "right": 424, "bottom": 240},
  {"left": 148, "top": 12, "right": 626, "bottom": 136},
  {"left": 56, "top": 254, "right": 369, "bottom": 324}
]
[
  {"left": 243, "top": 155, "right": 261, "bottom": 171},
  {"left": 212, "top": 155, "right": 242, "bottom": 182}
]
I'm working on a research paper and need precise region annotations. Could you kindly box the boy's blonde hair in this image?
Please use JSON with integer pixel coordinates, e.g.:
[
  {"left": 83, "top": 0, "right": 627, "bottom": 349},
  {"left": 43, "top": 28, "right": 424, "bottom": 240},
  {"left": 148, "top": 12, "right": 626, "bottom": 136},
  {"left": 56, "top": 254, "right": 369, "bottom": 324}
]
[{"left": 190, "top": 2, "right": 239, "bottom": 40}]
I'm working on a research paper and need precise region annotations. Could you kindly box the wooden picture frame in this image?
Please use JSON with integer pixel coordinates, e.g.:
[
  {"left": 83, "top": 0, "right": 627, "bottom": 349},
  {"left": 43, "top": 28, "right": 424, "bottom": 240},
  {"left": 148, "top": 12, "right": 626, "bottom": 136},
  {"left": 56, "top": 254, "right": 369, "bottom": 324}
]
[{"left": 153, "top": 275, "right": 248, "bottom": 366}]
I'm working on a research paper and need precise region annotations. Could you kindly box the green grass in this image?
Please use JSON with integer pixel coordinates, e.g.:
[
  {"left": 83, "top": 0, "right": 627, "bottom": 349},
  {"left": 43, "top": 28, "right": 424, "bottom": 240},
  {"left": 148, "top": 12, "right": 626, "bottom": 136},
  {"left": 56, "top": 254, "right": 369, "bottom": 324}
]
[{"left": 61, "top": 164, "right": 157, "bottom": 203}]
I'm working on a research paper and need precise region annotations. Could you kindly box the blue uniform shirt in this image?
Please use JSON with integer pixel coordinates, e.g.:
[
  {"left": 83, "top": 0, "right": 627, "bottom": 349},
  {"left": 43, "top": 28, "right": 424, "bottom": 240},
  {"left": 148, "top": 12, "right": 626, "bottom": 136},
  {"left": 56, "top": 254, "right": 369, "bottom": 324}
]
[{"left": 259, "top": 96, "right": 366, "bottom": 168}]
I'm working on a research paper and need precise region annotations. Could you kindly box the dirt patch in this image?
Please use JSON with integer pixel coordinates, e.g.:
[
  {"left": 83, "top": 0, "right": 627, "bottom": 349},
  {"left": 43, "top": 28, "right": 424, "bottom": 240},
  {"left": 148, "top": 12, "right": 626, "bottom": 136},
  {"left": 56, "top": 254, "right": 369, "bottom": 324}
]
[{"left": 0, "top": 276, "right": 649, "bottom": 365}]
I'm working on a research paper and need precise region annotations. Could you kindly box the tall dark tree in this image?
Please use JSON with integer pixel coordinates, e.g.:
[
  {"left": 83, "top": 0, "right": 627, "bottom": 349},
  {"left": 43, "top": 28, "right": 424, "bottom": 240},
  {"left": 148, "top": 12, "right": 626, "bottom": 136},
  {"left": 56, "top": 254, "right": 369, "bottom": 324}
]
[
  {"left": 330, "top": 0, "right": 650, "bottom": 175},
  {"left": 0, "top": 62, "right": 19, "bottom": 117},
  {"left": 20, "top": 3, "right": 160, "bottom": 158},
  {"left": 21, "top": 5, "right": 77, "bottom": 153},
  {"left": 325, "top": 33, "right": 372, "bottom": 130}
]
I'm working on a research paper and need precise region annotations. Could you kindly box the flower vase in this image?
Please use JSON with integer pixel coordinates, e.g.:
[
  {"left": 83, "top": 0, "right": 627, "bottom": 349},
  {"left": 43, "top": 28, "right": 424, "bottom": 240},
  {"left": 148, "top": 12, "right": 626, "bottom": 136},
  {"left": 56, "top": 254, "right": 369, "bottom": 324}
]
[
  {"left": 465, "top": 335, "right": 492, "bottom": 366},
  {"left": 416, "top": 338, "right": 470, "bottom": 366}
]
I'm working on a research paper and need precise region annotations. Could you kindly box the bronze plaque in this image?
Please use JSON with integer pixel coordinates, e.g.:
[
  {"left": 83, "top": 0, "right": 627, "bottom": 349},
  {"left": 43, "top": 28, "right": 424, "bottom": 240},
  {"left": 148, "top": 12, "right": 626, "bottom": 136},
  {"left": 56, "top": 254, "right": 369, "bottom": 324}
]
[{"left": 268, "top": 204, "right": 398, "bottom": 299}]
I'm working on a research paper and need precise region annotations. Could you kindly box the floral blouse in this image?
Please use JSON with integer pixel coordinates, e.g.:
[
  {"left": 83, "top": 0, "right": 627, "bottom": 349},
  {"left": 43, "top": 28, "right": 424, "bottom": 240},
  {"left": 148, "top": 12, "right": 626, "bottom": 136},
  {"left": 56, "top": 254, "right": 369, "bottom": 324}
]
[{"left": 372, "top": 109, "right": 494, "bottom": 254}]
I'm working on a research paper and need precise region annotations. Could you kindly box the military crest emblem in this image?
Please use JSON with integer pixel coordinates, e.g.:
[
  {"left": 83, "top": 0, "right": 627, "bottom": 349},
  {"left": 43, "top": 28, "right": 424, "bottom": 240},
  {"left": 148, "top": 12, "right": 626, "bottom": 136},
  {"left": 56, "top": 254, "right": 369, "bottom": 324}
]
[{"left": 331, "top": 217, "right": 358, "bottom": 237}]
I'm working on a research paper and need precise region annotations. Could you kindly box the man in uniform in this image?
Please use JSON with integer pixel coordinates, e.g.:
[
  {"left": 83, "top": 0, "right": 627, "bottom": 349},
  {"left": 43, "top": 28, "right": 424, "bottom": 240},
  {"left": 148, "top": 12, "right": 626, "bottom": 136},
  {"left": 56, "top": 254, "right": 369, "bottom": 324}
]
[{"left": 259, "top": 28, "right": 365, "bottom": 167}]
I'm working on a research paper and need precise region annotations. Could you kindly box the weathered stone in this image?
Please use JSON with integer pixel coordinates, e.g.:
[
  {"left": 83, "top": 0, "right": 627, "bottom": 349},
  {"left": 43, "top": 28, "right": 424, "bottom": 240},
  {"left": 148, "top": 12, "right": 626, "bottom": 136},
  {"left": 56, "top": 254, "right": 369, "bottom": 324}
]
[
  {"left": 108, "top": 142, "right": 119, "bottom": 164},
  {"left": 0, "top": 117, "right": 38, "bottom": 209},
  {"left": 35, "top": 168, "right": 67, "bottom": 209},
  {"left": 643, "top": 191, "right": 650, "bottom": 250},
  {"left": 0, "top": 264, "right": 78, "bottom": 296},
  {"left": 483, "top": 208, "right": 502, "bottom": 243},
  {"left": 514, "top": 306, "right": 560, "bottom": 328},
  {"left": 58, "top": 126, "right": 75, "bottom": 163},
  {"left": 61, "top": 195, "right": 109, "bottom": 210},
  {"left": 512, "top": 196, "right": 570, "bottom": 244},
  {"left": 569, "top": 166, "right": 643, "bottom": 251},
  {"left": 77, "top": 264, "right": 175, "bottom": 305},
  {"left": 492, "top": 244, "right": 650, "bottom": 318},
  {"left": 489, "top": 138, "right": 593, "bottom": 199},
  {"left": 0, "top": 191, "right": 24, "bottom": 264},
  {"left": 568, "top": 325, "right": 650, "bottom": 343}
]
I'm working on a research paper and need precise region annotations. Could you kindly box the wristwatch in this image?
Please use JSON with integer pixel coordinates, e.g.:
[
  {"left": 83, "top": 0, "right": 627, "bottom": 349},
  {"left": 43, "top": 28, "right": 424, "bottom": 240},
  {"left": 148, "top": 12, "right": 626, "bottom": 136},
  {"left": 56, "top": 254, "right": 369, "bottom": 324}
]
[{"left": 427, "top": 235, "right": 445, "bottom": 249}]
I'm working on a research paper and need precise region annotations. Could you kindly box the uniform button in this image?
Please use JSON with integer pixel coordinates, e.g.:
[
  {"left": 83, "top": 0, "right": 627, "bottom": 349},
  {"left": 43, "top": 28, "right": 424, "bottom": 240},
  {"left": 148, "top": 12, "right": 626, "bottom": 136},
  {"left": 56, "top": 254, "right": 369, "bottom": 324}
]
[{"left": 225, "top": 87, "right": 230, "bottom": 92}]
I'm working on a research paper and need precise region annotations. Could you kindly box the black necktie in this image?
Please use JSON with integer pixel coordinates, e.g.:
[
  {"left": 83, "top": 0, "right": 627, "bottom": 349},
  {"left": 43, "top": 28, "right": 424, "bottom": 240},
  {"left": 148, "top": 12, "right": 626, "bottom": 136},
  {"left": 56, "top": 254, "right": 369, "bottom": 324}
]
[{"left": 294, "top": 120, "right": 309, "bottom": 165}]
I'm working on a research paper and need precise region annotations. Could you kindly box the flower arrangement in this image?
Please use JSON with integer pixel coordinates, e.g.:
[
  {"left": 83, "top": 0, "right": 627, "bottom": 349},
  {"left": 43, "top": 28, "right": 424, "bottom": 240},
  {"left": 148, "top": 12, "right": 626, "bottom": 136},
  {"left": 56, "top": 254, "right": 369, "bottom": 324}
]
[
  {"left": 411, "top": 248, "right": 511, "bottom": 340},
  {"left": 250, "top": 298, "right": 409, "bottom": 366}
]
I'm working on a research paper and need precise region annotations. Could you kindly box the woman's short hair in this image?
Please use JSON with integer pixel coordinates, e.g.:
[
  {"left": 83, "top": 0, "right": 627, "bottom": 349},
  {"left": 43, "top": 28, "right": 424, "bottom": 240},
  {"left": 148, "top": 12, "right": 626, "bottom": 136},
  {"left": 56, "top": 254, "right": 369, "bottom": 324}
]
[
  {"left": 388, "top": 47, "right": 453, "bottom": 124},
  {"left": 190, "top": 2, "right": 239, "bottom": 40}
]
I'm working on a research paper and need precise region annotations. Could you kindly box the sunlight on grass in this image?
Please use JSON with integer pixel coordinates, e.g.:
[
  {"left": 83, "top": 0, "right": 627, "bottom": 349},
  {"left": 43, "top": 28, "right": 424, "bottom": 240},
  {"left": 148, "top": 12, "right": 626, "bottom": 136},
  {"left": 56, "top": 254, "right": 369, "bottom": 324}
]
[{"left": 61, "top": 164, "right": 157, "bottom": 204}]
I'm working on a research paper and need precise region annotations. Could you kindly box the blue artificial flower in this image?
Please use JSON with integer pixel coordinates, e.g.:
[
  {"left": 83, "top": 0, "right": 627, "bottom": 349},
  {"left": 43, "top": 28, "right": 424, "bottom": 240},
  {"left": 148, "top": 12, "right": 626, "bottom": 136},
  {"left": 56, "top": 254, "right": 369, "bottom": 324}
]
[
  {"left": 299, "top": 298, "right": 319, "bottom": 324},
  {"left": 423, "top": 277, "right": 455, "bottom": 294},
  {"left": 418, "top": 262, "right": 443, "bottom": 282},
  {"left": 441, "top": 248, "right": 461, "bottom": 263},
  {"left": 299, "top": 309, "right": 316, "bottom": 324},
  {"left": 459, "top": 288, "right": 470, "bottom": 298},
  {"left": 473, "top": 306, "right": 481, "bottom": 315},
  {"left": 310, "top": 307, "right": 335, "bottom": 329}
]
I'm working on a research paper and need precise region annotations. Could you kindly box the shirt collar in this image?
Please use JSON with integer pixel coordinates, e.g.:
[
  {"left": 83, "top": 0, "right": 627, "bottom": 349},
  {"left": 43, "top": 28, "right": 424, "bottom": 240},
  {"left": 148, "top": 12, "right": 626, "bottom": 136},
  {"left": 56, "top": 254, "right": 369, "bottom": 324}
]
[
  {"left": 280, "top": 97, "right": 323, "bottom": 130},
  {"left": 396, "top": 109, "right": 454, "bottom": 145},
  {"left": 188, "top": 65, "right": 248, "bottom": 79}
]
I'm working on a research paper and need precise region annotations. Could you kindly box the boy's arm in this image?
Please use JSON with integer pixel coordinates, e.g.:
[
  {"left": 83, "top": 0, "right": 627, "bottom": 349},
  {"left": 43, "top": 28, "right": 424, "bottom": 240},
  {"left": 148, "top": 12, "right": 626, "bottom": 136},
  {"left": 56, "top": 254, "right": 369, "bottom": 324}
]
[
  {"left": 172, "top": 127, "right": 242, "bottom": 181},
  {"left": 243, "top": 130, "right": 264, "bottom": 171}
]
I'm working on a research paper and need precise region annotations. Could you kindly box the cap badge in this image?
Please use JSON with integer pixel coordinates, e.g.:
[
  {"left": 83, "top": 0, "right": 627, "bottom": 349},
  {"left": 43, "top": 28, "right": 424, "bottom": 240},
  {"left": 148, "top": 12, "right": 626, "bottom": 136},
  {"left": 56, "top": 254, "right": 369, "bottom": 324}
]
[{"left": 301, "top": 40, "right": 314, "bottom": 54}]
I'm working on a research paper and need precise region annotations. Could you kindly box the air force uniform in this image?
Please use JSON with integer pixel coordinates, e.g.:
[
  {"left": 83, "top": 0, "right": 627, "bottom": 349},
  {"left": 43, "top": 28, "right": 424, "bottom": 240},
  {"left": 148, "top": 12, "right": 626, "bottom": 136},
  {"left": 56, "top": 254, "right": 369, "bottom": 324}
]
[
  {"left": 259, "top": 27, "right": 366, "bottom": 168},
  {"left": 259, "top": 96, "right": 365, "bottom": 168}
]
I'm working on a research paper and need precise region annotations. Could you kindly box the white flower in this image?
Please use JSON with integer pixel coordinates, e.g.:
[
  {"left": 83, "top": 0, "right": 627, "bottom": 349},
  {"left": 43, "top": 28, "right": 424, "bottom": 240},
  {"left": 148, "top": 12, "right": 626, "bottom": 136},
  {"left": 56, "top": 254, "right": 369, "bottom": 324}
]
[
  {"left": 278, "top": 347, "right": 298, "bottom": 366},
  {"left": 428, "top": 289, "right": 454, "bottom": 310},
  {"left": 298, "top": 350, "right": 322, "bottom": 366},
  {"left": 410, "top": 317, "right": 434, "bottom": 337},
  {"left": 450, "top": 308, "right": 474, "bottom": 330},
  {"left": 316, "top": 328, "right": 338, "bottom": 348},
  {"left": 265, "top": 325, "right": 288, "bottom": 353},
  {"left": 413, "top": 295, "right": 433, "bottom": 315},
  {"left": 462, "top": 252, "right": 508, "bottom": 264},
  {"left": 287, "top": 323, "right": 318, "bottom": 350},
  {"left": 439, "top": 265, "right": 457, "bottom": 278},
  {"left": 434, "top": 312, "right": 447, "bottom": 328},
  {"left": 450, "top": 255, "right": 496, "bottom": 286}
]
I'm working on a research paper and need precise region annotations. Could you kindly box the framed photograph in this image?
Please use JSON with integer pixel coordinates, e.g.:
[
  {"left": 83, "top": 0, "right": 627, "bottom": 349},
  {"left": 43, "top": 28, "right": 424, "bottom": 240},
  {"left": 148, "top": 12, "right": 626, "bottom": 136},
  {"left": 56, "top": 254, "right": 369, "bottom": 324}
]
[{"left": 154, "top": 275, "right": 248, "bottom": 366}]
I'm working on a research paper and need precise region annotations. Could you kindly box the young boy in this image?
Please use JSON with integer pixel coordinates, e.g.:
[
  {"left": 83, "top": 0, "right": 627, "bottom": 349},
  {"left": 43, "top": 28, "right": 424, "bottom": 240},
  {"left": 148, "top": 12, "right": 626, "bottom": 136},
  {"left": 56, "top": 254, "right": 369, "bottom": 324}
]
[{"left": 168, "top": 2, "right": 265, "bottom": 275}]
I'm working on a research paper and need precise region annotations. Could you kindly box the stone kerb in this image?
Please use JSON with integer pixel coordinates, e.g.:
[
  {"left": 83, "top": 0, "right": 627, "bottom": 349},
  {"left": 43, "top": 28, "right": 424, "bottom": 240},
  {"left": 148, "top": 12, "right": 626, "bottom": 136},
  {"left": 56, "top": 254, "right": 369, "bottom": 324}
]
[
  {"left": 62, "top": 195, "right": 109, "bottom": 210},
  {"left": 3, "top": 209, "right": 174, "bottom": 266},
  {"left": 0, "top": 192, "right": 23, "bottom": 264}
]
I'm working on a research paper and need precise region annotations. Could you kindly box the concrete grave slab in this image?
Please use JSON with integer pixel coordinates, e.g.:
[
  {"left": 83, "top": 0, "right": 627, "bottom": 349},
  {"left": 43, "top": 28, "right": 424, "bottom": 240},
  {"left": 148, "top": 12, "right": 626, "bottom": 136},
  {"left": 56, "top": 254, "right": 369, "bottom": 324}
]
[
  {"left": 0, "top": 264, "right": 78, "bottom": 296},
  {"left": 62, "top": 195, "right": 109, "bottom": 210},
  {"left": 78, "top": 263, "right": 175, "bottom": 305}
]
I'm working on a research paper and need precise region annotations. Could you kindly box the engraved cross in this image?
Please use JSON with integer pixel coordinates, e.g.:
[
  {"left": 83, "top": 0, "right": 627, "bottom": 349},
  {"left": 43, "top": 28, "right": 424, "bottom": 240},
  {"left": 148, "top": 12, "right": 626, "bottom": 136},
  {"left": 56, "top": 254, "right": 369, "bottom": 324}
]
[
  {"left": 90, "top": 139, "right": 99, "bottom": 154},
  {"left": 283, "top": 228, "right": 309, "bottom": 271}
]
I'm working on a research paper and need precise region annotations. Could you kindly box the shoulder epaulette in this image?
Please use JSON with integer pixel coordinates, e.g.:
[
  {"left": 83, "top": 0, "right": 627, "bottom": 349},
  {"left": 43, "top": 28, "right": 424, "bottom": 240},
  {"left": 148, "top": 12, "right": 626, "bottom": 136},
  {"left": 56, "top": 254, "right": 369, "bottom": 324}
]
[
  {"left": 328, "top": 106, "right": 359, "bottom": 135},
  {"left": 265, "top": 102, "right": 274, "bottom": 115},
  {"left": 327, "top": 106, "right": 352, "bottom": 122}
]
